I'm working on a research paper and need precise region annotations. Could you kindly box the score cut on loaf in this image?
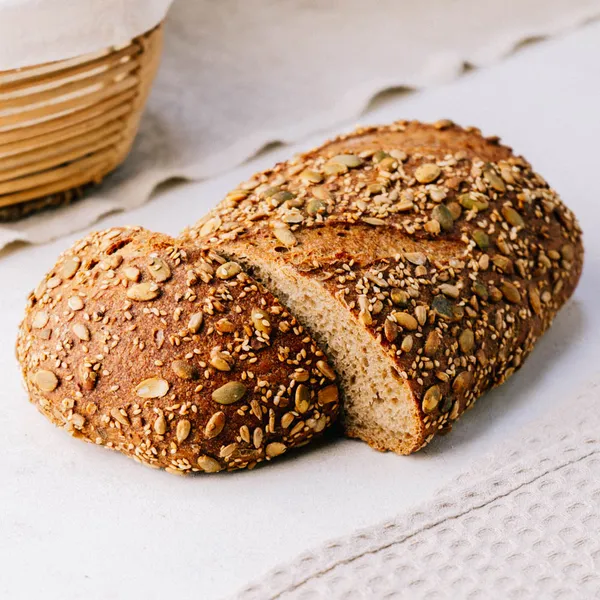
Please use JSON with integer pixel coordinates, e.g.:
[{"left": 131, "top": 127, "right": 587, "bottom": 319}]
[
  {"left": 183, "top": 120, "right": 584, "bottom": 454},
  {"left": 16, "top": 227, "right": 340, "bottom": 474}
]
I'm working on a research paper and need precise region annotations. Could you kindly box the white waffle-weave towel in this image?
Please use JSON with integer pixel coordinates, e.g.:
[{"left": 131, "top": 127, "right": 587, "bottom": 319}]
[{"left": 235, "top": 379, "right": 600, "bottom": 599}]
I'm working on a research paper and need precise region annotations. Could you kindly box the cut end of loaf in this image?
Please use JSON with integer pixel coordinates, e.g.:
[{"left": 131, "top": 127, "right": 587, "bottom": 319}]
[{"left": 230, "top": 251, "right": 425, "bottom": 455}]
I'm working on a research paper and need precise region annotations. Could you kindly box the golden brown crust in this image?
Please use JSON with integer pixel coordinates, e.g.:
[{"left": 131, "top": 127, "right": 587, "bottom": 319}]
[
  {"left": 16, "top": 227, "right": 340, "bottom": 474},
  {"left": 182, "top": 120, "right": 584, "bottom": 453}
]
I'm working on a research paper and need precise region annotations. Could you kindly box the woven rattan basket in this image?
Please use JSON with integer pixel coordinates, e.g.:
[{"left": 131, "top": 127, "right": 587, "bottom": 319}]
[{"left": 0, "top": 24, "right": 163, "bottom": 221}]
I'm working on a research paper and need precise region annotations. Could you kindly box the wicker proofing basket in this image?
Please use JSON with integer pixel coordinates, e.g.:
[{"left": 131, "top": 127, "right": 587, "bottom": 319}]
[{"left": 0, "top": 24, "right": 163, "bottom": 221}]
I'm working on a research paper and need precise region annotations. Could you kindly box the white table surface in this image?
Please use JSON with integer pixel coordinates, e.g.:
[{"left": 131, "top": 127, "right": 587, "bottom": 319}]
[{"left": 2, "top": 21, "right": 600, "bottom": 600}]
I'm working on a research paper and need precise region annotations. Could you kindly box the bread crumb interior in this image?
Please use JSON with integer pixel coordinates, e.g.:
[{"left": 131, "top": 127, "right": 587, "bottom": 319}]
[{"left": 232, "top": 252, "right": 421, "bottom": 454}]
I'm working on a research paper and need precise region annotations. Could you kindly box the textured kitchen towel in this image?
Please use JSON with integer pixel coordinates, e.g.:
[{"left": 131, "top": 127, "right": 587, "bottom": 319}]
[
  {"left": 2, "top": 0, "right": 600, "bottom": 250},
  {"left": 234, "top": 379, "right": 600, "bottom": 600}
]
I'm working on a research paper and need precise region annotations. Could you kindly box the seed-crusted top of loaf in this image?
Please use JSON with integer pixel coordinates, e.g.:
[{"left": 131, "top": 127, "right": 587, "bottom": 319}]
[
  {"left": 16, "top": 227, "right": 339, "bottom": 473},
  {"left": 183, "top": 120, "right": 583, "bottom": 448}
]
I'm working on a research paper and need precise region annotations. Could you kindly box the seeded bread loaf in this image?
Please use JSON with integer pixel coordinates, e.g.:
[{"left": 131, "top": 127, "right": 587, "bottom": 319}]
[
  {"left": 182, "top": 120, "right": 584, "bottom": 454},
  {"left": 16, "top": 227, "right": 340, "bottom": 474}
]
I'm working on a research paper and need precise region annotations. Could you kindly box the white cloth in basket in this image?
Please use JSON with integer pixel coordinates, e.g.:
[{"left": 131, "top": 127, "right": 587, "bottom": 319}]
[{"left": 0, "top": 0, "right": 172, "bottom": 70}]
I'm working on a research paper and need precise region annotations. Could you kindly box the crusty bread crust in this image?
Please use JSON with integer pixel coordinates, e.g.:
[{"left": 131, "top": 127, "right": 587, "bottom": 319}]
[
  {"left": 183, "top": 120, "right": 584, "bottom": 453},
  {"left": 16, "top": 227, "right": 340, "bottom": 473}
]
